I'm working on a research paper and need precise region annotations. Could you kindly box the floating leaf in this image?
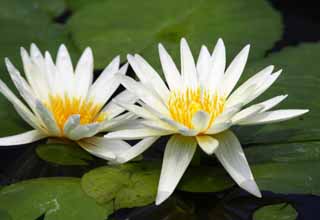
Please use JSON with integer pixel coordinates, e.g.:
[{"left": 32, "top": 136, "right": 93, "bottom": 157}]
[
  {"left": 245, "top": 141, "right": 320, "bottom": 164},
  {"left": 35, "top": 143, "right": 93, "bottom": 166},
  {"left": 68, "top": 0, "right": 282, "bottom": 69},
  {"left": 0, "top": 178, "right": 111, "bottom": 220},
  {"left": 181, "top": 141, "right": 320, "bottom": 194},
  {"left": 237, "top": 43, "right": 320, "bottom": 144},
  {"left": 0, "top": 209, "right": 11, "bottom": 220},
  {"left": 253, "top": 203, "right": 297, "bottom": 220},
  {"left": 178, "top": 165, "right": 233, "bottom": 193},
  {"left": 81, "top": 163, "right": 159, "bottom": 210}
]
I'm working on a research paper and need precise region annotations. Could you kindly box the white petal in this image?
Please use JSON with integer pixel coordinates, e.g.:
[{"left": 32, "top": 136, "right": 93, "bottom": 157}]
[
  {"left": 226, "top": 65, "right": 274, "bottom": 107},
  {"left": 111, "top": 137, "right": 159, "bottom": 164},
  {"left": 191, "top": 110, "right": 210, "bottom": 133},
  {"left": 158, "top": 43, "right": 182, "bottom": 90},
  {"left": 66, "top": 123, "right": 100, "bottom": 140},
  {"left": 140, "top": 119, "right": 176, "bottom": 132},
  {"left": 78, "top": 137, "right": 132, "bottom": 160},
  {"left": 90, "top": 56, "right": 120, "bottom": 94},
  {"left": 243, "top": 70, "right": 282, "bottom": 106},
  {"left": 5, "top": 58, "right": 36, "bottom": 110},
  {"left": 0, "top": 79, "right": 40, "bottom": 129},
  {"left": 56, "top": 44, "right": 74, "bottom": 96},
  {"left": 99, "top": 112, "right": 138, "bottom": 132},
  {"left": 205, "top": 121, "right": 232, "bottom": 134},
  {"left": 118, "top": 75, "right": 169, "bottom": 114},
  {"left": 63, "top": 114, "right": 80, "bottom": 135},
  {"left": 102, "top": 90, "right": 137, "bottom": 119},
  {"left": 35, "top": 100, "right": 60, "bottom": 136},
  {"left": 214, "top": 131, "right": 261, "bottom": 197},
  {"left": 232, "top": 105, "right": 264, "bottom": 124},
  {"left": 112, "top": 102, "right": 156, "bottom": 120},
  {"left": 197, "top": 45, "right": 211, "bottom": 84},
  {"left": 105, "top": 128, "right": 174, "bottom": 140},
  {"left": 196, "top": 135, "right": 219, "bottom": 155},
  {"left": 133, "top": 54, "right": 170, "bottom": 100},
  {"left": 180, "top": 38, "right": 198, "bottom": 88},
  {"left": 205, "top": 38, "right": 226, "bottom": 91},
  {"left": 88, "top": 59, "right": 125, "bottom": 105},
  {"left": 220, "top": 45, "right": 250, "bottom": 97},
  {"left": 20, "top": 46, "right": 49, "bottom": 101},
  {"left": 74, "top": 47, "right": 94, "bottom": 99},
  {"left": 256, "top": 95, "right": 288, "bottom": 112},
  {"left": 214, "top": 104, "right": 242, "bottom": 124},
  {"left": 238, "top": 109, "right": 309, "bottom": 125},
  {"left": 156, "top": 135, "right": 197, "bottom": 205},
  {"left": 138, "top": 101, "right": 196, "bottom": 136},
  {"left": 0, "top": 130, "right": 46, "bottom": 146}
]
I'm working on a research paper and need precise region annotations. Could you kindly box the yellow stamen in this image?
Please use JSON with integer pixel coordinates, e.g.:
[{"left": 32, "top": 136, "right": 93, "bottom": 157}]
[
  {"left": 44, "top": 95, "right": 107, "bottom": 135},
  {"left": 167, "top": 87, "right": 225, "bottom": 130}
]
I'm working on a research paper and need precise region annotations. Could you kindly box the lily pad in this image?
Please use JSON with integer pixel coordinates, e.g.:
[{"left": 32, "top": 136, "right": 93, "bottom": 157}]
[
  {"left": 237, "top": 43, "right": 320, "bottom": 144},
  {"left": 0, "top": 178, "right": 111, "bottom": 220},
  {"left": 68, "top": 0, "right": 282, "bottom": 69},
  {"left": 81, "top": 163, "right": 159, "bottom": 210},
  {"left": 253, "top": 203, "right": 297, "bottom": 220},
  {"left": 245, "top": 141, "right": 320, "bottom": 164},
  {"left": 181, "top": 141, "right": 320, "bottom": 194},
  {"left": 35, "top": 143, "right": 94, "bottom": 166}
]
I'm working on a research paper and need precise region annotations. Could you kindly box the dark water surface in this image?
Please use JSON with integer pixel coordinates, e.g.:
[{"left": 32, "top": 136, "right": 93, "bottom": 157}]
[{"left": 1, "top": 0, "right": 320, "bottom": 219}]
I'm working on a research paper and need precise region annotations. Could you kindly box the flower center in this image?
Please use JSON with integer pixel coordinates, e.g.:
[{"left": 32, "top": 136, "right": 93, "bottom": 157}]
[
  {"left": 167, "top": 87, "right": 226, "bottom": 129},
  {"left": 45, "top": 95, "right": 107, "bottom": 134}
]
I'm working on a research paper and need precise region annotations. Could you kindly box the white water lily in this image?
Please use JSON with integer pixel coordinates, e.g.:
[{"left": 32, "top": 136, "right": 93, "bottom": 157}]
[
  {"left": 105, "top": 38, "right": 309, "bottom": 205},
  {"left": 0, "top": 44, "right": 138, "bottom": 160}
]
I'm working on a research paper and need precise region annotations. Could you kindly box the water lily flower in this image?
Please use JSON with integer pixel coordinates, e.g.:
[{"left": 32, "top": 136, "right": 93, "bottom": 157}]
[
  {"left": 105, "top": 38, "right": 309, "bottom": 205},
  {"left": 0, "top": 44, "right": 138, "bottom": 160}
]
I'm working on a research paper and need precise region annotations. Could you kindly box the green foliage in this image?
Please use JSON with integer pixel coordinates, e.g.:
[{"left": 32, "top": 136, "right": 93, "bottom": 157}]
[
  {"left": 68, "top": 0, "right": 282, "bottom": 69},
  {"left": 81, "top": 163, "right": 160, "bottom": 209},
  {"left": 253, "top": 203, "right": 297, "bottom": 220},
  {"left": 35, "top": 143, "right": 93, "bottom": 166},
  {"left": 0, "top": 178, "right": 111, "bottom": 220}
]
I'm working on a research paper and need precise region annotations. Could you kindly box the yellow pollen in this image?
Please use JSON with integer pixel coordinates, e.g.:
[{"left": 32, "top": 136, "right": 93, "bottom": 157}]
[
  {"left": 44, "top": 95, "right": 107, "bottom": 135},
  {"left": 167, "top": 87, "right": 226, "bottom": 130}
]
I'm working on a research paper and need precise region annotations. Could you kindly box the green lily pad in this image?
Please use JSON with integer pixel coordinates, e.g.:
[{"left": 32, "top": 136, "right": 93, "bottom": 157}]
[
  {"left": 0, "top": 178, "right": 112, "bottom": 220},
  {"left": 68, "top": 0, "right": 282, "bottom": 69},
  {"left": 35, "top": 143, "right": 94, "bottom": 166},
  {"left": 245, "top": 141, "right": 320, "bottom": 164},
  {"left": 81, "top": 163, "right": 159, "bottom": 210},
  {"left": 237, "top": 43, "right": 320, "bottom": 144},
  {"left": 253, "top": 203, "right": 297, "bottom": 220},
  {"left": 0, "top": 209, "right": 12, "bottom": 220},
  {"left": 181, "top": 141, "right": 320, "bottom": 194}
]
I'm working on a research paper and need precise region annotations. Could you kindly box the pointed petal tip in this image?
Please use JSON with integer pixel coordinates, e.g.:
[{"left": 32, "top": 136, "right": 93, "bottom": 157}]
[
  {"left": 4, "top": 57, "right": 10, "bottom": 65},
  {"left": 158, "top": 43, "right": 164, "bottom": 50},
  {"left": 217, "top": 38, "right": 224, "bottom": 45},
  {"left": 240, "top": 179, "right": 262, "bottom": 198},
  {"left": 155, "top": 190, "right": 171, "bottom": 206},
  {"left": 83, "top": 47, "right": 93, "bottom": 56}
]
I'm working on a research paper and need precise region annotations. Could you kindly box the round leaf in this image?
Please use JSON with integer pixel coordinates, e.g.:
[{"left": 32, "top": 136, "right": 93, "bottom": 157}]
[
  {"left": 36, "top": 143, "right": 94, "bottom": 166},
  {"left": 0, "top": 178, "right": 111, "bottom": 220},
  {"left": 253, "top": 203, "right": 297, "bottom": 220},
  {"left": 68, "top": 0, "right": 282, "bottom": 69},
  {"left": 81, "top": 163, "right": 159, "bottom": 210}
]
